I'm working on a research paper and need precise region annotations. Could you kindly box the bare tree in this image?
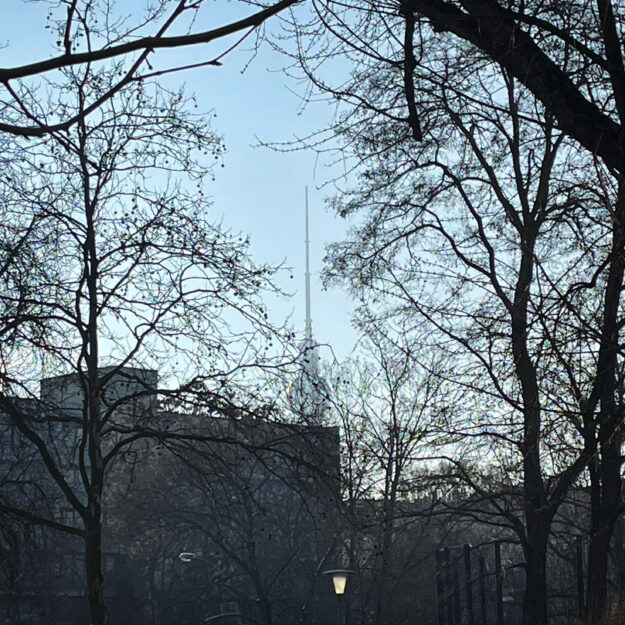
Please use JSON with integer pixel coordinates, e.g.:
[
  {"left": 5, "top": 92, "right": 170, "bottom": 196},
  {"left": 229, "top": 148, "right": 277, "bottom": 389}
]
[
  {"left": 326, "top": 324, "right": 445, "bottom": 625},
  {"left": 289, "top": 39, "right": 608, "bottom": 625},
  {"left": 0, "top": 51, "right": 289, "bottom": 625},
  {"left": 279, "top": 2, "right": 625, "bottom": 622}
]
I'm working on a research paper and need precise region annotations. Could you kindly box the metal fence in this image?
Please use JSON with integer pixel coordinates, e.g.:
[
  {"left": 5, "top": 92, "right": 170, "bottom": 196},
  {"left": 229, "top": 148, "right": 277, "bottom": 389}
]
[{"left": 435, "top": 539, "right": 585, "bottom": 625}]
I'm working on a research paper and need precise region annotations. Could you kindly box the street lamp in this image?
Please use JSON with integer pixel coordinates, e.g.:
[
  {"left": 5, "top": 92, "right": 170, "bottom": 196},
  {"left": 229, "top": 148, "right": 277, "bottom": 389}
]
[
  {"left": 179, "top": 551, "right": 211, "bottom": 563},
  {"left": 323, "top": 569, "right": 353, "bottom": 625}
]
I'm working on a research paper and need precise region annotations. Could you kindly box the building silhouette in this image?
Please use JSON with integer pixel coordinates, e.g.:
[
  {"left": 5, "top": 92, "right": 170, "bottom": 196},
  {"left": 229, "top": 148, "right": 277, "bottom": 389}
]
[{"left": 0, "top": 366, "right": 341, "bottom": 625}]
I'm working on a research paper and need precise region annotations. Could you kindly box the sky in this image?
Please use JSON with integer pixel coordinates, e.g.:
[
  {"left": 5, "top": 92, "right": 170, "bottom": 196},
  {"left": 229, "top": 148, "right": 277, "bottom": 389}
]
[{"left": 1, "top": 0, "right": 360, "bottom": 362}]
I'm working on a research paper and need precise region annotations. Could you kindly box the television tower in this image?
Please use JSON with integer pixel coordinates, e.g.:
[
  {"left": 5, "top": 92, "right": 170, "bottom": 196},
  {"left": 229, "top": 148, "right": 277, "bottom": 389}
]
[
  {"left": 289, "top": 187, "right": 328, "bottom": 424},
  {"left": 305, "top": 186, "right": 312, "bottom": 343}
]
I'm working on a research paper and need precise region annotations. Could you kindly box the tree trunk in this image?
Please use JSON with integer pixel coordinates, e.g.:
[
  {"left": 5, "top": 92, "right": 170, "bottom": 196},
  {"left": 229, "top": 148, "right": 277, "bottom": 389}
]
[
  {"left": 522, "top": 520, "right": 550, "bottom": 625},
  {"left": 374, "top": 490, "right": 397, "bottom": 625},
  {"left": 85, "top": 516, "right": 108, "bottom": 625},
  {"left": 585, "top": 176, "right": 625, "bottom": 623},
  {"left": 587, "top": 443, "right": 622, "bottom": 623},
  {"left": 587, "top": 518, "right": 613, "bottom": 623}
]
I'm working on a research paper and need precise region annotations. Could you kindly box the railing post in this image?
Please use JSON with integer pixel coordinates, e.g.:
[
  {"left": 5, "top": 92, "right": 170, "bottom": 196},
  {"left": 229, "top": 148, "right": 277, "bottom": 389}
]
[
  {"left": 464, "top": 544, "right": 474, "bottom": 625},
  {"left": 478, "top": 555, "right": 487, "bottom": 625},
  {"left": 436, "top": 549, "right": 447, "bottom": 625},
  {"left": 444, "top": 546, "right": 454, "bottom": 625},
  {"left": 576, "top": 536, "right": 585, "bottom": 619},
  {"left": 494, "top": 541, "right": 504, "bottom": 625},
  {"left": 452, "top": 555, "right": 461, "bottom": 625}
]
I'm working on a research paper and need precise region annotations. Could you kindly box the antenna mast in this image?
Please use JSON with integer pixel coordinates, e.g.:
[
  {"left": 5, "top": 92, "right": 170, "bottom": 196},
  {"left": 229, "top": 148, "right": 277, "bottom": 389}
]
[{"left": 305, "top": 186, "right": 312, "bottom": 342}]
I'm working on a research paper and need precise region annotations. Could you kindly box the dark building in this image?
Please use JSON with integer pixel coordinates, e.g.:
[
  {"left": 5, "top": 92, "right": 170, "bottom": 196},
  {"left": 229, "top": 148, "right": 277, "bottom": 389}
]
[{"left": 0, "top": 367, "right": 341, "bottom": 625}]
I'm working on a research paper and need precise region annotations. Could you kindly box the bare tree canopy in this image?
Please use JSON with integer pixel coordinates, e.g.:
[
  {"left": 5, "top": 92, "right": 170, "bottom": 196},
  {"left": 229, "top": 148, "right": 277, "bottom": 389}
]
[
  {"left": 289, "top": 0, "right": 624, "bottom": 173},
  {"left": 401, "top": 0, "right": 624, "bottom": 170},
  {"left": 278, "top": 1, "right": 625, "bottom": 624},
  {"left": 0, "top": 0, "right": 298, "bottom": 137}
]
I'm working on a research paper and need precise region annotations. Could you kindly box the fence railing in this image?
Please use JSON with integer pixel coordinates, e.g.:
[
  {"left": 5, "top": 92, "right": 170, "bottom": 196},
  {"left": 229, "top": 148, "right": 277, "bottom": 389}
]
[{"left": 435, "top": 538, "right": 585, "bottom": 625}]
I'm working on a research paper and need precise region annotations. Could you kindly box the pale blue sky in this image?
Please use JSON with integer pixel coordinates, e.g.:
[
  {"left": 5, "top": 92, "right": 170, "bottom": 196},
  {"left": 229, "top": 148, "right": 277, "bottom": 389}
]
[{"left": 2, "top": 0, "right": 359, "bottom": 361}]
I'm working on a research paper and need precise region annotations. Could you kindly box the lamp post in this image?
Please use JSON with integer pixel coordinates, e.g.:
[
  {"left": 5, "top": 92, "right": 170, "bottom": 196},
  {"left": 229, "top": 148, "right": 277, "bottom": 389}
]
[{"left": 323, "top": 569, "right": 353, "bottom": 625}]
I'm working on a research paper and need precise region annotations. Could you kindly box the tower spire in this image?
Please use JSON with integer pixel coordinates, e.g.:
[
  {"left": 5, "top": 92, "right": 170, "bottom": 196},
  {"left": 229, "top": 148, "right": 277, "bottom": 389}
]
[
  {"left": 305, "top": 186, "right": 312, "bottom": 342},
  {"left": 287, "top": 186, "right": 329, "bottom": 425}
]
